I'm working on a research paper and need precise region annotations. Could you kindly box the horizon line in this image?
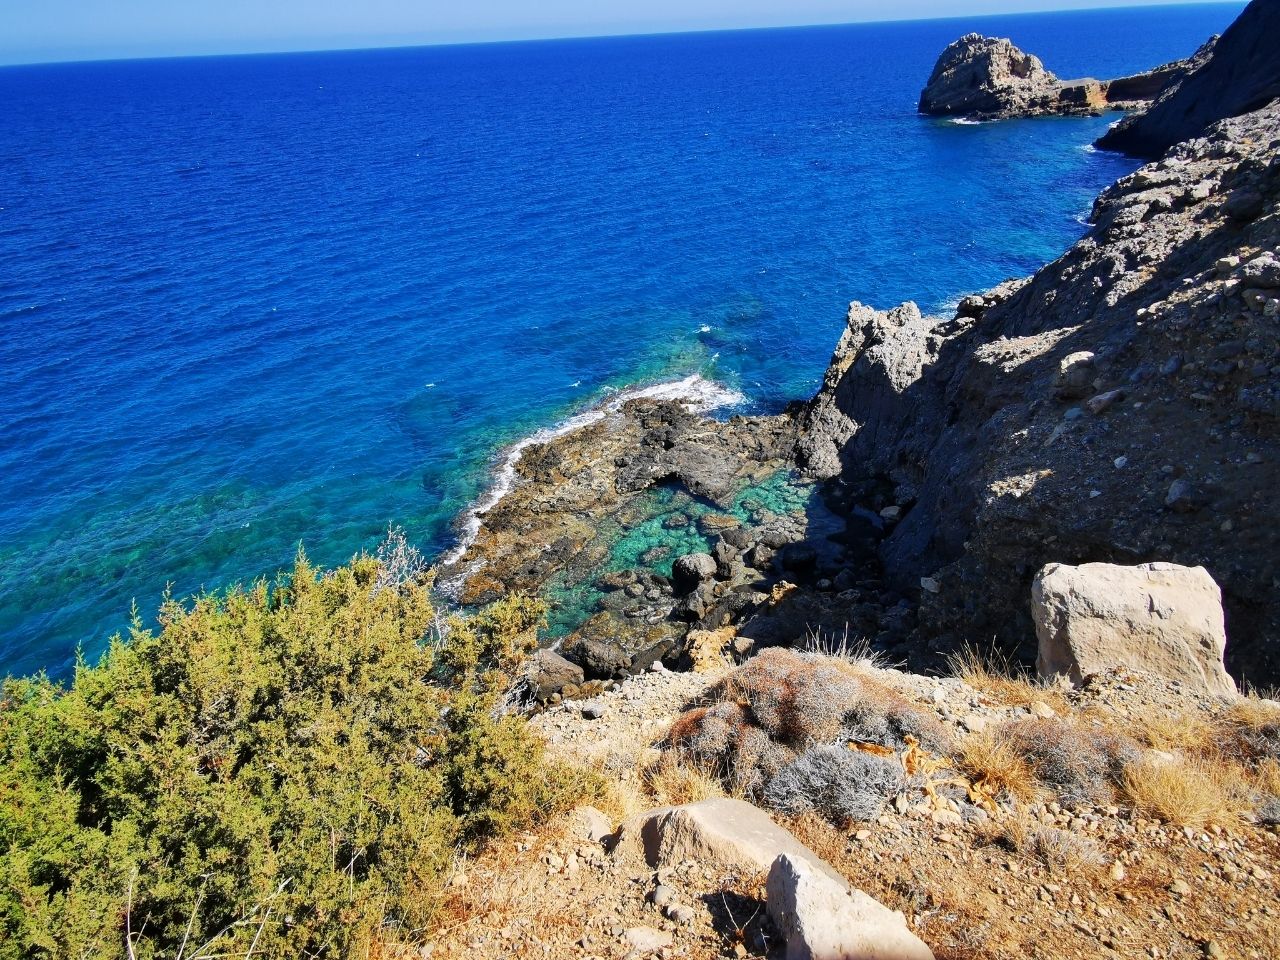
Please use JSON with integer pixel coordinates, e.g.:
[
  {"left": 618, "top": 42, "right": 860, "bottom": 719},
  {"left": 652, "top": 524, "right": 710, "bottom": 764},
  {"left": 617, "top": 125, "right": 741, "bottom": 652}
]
[{"left": 0, "top": 0, "right": 1244, "bottom": 70}]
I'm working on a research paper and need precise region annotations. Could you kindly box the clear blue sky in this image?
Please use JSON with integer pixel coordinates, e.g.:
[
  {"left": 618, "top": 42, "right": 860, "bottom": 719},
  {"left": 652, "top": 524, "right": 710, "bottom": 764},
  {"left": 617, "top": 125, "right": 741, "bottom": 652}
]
[{"left": 0, "top": 0, "right": 1239, "bottom": 66}]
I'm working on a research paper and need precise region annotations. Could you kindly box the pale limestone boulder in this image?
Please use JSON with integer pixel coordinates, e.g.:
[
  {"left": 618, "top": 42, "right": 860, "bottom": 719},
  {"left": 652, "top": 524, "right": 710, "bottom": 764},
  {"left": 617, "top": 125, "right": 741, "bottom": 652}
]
[
  {"left": 1032, "top": 561, "right": 1236, "bottom": 696},
  {"left": 766, "top": 854, "right": 934, "bottom": 960},
  {"left": 629, "top": 798, "right": 842, "bottom": 882}
]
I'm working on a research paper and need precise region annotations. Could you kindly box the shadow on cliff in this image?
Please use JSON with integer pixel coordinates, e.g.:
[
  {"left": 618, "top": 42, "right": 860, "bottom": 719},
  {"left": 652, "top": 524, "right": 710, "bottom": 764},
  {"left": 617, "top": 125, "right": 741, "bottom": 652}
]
[{"left": 800, "top": 198, "right": 1279, "bottom": 685}]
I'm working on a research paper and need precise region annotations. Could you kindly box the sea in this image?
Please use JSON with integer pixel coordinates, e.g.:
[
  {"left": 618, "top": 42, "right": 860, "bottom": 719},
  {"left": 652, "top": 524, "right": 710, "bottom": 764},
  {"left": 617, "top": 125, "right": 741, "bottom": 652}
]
[{"left": 0, "top": 3, "right": 1245, "bottom": 678}]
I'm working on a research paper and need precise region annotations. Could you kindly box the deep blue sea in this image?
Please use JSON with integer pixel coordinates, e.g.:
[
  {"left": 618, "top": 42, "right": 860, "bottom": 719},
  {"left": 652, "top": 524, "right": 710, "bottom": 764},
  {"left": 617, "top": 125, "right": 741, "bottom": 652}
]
[{"left": 0, "top": 4, "right": 1245, "bottom": 678}]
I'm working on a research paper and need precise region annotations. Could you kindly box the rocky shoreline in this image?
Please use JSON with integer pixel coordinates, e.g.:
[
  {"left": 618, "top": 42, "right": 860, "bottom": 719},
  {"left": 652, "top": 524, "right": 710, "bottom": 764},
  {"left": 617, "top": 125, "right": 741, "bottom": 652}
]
[
  {"left": 916, "top": 32, "right": 1213, "bottom": 122},
  {"left": 442, "top": 1, "right": 1280, "bottom": 700}
]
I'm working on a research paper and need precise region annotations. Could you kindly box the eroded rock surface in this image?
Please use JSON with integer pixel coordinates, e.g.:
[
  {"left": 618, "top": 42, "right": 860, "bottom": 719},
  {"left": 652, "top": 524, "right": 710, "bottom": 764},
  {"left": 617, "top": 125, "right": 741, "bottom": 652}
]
[
  {"left": 1098, "top": 0, "right": 1279, "bottom": 157},
  {"left": 1032, "top": 561, "right": 1236, "bottom": 697},
  {"left": 919, "top": 32, "right": 1203, "bottom": 121}
]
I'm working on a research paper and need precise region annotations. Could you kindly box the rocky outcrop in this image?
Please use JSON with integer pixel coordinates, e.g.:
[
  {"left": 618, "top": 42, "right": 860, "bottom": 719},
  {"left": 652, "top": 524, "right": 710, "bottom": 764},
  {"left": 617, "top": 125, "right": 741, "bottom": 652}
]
[
  {"left": 522, "top": 649, "right": 584, "bottom": 701},
  {"left": 767, "top": 854, "right": 935, "bottom": 960},
  {"left": 1098, "top": 0, "right": 1280, "bottom": 157},
  {"left": 918, "top": 34, "right": 1064, "bottom": 119},
  {"left": 1032, "top": 561, "right": 1236, "bottom": 697},
  {"left": 795, "top": 99, "right": 1280, "bottom": 684},
  {"left": 919, "top": 32, "right": 1203, "bottom": 121}
]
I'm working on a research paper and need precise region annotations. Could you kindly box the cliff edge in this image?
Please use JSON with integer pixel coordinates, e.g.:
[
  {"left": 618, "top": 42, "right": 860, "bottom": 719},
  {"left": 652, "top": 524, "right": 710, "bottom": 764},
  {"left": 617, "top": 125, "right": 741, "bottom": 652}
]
[
  {"left": 1098, "top": 0, "right": 1280, "bottom": 157},
  {"left": 798, "top": 98, "right": 1280, "bottom": 683}
]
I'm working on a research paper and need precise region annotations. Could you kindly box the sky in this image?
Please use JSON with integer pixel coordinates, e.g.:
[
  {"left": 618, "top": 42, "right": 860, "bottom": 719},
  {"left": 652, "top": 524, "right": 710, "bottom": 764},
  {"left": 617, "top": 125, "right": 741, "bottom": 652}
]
[{"left": 0, "top": 0, "right": 1241, "bottom": 66}]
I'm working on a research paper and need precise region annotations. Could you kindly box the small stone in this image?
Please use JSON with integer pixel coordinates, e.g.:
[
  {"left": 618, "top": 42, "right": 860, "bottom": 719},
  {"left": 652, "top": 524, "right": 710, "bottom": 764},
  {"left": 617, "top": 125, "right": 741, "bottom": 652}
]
[
  {"left": 1165, "top": 478, "right": 1203, "bottom": 513},
  {"left": 879, "top": 505, "right": 902, "bottom": 520},
  {"left": 650, "top": 885, "right": 677, "bottom": 909},
  {"left": 623, "top": 927, "right": 673, "bottom": 953},
  {"left": 1030, "top": 700, "right": 1056, "bottom": 719},
  {"left": 854, "top": 829, "right": 873, "bottom": 841},
  {"left": 664, "top": 904, "right": 695, "bottom": 925},
  {"left": 1169, "top": 879, "right": 1191, "bottom": 896},
  {"left": 1086, "top": 389, "right": 1124, "bottom": 415},
  {"left": 581, "top": 701, "right": 605, "bottom": 720},
  {"left": 1109, "top": 863, "right": 1126, "bottom": 882},
  {"left": 920, "top": 576, "right": 942, "bottom": 595},
  {"left": 1114, "top": 456, "right": 1128, "bottom": 469}
]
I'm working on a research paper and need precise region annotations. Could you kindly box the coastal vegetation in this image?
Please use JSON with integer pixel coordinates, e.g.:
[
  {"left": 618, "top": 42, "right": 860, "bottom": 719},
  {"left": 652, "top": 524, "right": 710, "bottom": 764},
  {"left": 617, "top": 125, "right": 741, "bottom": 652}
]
[{"left": 0, "top": 538, "right": 595, "bottom": 959}]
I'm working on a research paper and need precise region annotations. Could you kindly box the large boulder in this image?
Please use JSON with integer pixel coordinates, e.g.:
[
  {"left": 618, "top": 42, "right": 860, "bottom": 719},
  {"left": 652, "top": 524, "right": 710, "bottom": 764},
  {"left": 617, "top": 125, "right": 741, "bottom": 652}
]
[
  {"left": 631, "top": 798, "right": 842, "bottom": 881},
  {"left": 521, "top": 648, "right": 584, "bottom": 701},
  {"left": 1032, "top": 562, "right": 1236, "bottom": 696},
  {"left": 918, "top": 34, "right": 1060, "bottom": 118},
  {"left": 767, "top": 854, "right": 934, "bottom": 960},
  {"left": 671, "top": 552, "right": 718, "bottom": 593}
]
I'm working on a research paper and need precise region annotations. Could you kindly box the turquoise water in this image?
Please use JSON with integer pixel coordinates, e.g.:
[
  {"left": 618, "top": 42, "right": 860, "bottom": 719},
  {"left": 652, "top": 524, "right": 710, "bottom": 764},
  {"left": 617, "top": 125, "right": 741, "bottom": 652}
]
[
  {"left": 543, "top": 469, "right": 855, "bottom": 637},
  {"left": 0, "top": 4, "right": 1244, "bottom": 677}
]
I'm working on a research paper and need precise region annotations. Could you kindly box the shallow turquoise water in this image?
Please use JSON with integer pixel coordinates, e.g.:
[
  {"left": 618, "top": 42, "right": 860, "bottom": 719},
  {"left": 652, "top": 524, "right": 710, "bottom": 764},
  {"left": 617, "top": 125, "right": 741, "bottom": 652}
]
[
  {"left": 542, "top": 470, "right": 842, "bottom": 637},
  {"left": 0, "top": 4, "right": 1244, "bottom": 677}
]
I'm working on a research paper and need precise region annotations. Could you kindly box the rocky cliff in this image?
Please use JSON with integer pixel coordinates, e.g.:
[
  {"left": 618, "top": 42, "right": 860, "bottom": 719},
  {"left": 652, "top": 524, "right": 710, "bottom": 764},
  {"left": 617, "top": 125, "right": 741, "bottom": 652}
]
[
  {"left": 1097, "top": 0, "right": 1280, "bottom": 157},
  {"left": 797, "top": 99, "right": 1280, "bottom": 684},
  {"left": 918, "top": 32, "right": 1204, "bottom": 121}
]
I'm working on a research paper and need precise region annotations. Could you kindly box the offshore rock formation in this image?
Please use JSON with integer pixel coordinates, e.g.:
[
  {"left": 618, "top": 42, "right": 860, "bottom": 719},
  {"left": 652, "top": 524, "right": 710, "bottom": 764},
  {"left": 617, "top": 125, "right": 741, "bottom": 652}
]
[
  {"left": 1097, "top": 0, "right": 1280, "bottom": 157},
  {"left": 918, "top": 32, "right": 1204, "bottom": 121},
  {"left": 797, "top": 100, "right": 1280, "bottom": 684}
]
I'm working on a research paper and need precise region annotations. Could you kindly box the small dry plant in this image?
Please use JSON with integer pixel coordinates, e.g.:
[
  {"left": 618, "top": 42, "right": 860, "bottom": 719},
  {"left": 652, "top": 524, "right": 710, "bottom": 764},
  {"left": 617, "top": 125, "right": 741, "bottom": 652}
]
[
  {"left": 1121, "top": 755, "right": 1248, "bottom": 829},
  {"left": 947, "top": 644, "right": 1070, "bottom": 714},
  {"left": 959, "top": 731, "right": 1042, "bottom": 804}
]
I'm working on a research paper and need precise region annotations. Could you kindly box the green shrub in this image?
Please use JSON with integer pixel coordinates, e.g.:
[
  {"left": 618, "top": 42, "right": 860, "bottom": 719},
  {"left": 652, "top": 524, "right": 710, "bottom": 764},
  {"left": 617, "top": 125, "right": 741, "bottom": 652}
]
[{"left": 0, "top": 547, "right": 590, "bottom": 959}]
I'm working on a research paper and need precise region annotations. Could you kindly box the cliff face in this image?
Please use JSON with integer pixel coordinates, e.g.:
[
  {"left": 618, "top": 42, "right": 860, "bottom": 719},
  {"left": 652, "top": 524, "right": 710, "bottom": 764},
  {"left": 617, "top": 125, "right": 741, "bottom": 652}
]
[
  {"left": 1097, "top": 0, "right": 1280, "bottom": 157},
  {"left": 918, "top": 34, "right": 1064, "bottom": 118},
  {"left": 797, "top": 100, "right": 1280, "bottom": 684},
  {"left": 918, "top": 32, "right": 1204, "bottom": 121}
]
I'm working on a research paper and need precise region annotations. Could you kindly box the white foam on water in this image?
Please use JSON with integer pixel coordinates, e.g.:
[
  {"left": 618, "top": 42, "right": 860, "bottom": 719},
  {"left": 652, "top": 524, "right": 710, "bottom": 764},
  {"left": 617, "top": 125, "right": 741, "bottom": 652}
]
[
  {"left": 1079, "top": 143, "right": 1098, "bottom": 153},
  {"left": 441, "top": 374, "right": 746, "bottom": 567},
  {"left": 948, "top": 116, "right": 988, "bottom": 126}
]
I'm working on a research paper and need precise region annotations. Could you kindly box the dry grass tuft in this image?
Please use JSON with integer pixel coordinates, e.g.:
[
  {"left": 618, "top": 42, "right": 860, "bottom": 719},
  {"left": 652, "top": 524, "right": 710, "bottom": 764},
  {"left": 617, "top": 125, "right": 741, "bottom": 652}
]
[
  {"left": 1001, "top": 818, "right": 1106, "bottom": 872},
  {"left": 1129, "top": 709, "right": 1219, "bottom": 757},
  {"left": 640, "top": 752, "right": 728, "bottom": 806},
  {"left": 1121, "top": 755, "right": 1248, "bottom": 829},
  {"left": 959, "top": 732, "right": 1042, "bottom": 804},
  {"left": 947, "top": 644, "right": 1071, "bottom": 714}
]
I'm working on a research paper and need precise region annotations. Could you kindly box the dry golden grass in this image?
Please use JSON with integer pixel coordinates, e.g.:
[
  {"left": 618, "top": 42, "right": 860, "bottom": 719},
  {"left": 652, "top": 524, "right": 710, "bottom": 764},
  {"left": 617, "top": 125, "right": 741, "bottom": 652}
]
[
  {"left": 1128, "top": 709, "right": 1219, "bottom": 756},
  {"left": 1121, "top": 755, "right": 1249, "bottom": 829},
  {"left": 1254, "top": 758, "right": 1280, "bottom": 797},
  {"left": 640, "top": 751, "right": 727, "bottom": 806},
  {"left": 946, "top": 645, "right": 1070, "bottom": 714},
  {"left": 958, "top": 731, "right": 1042, "bottom": 804}
]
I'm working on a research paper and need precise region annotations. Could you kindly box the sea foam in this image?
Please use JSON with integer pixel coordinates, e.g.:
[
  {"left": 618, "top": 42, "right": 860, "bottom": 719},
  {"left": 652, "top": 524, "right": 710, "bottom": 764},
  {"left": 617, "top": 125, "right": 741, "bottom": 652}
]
[{"left": 441, "top": 375, "right": 745, "bottom": 568}]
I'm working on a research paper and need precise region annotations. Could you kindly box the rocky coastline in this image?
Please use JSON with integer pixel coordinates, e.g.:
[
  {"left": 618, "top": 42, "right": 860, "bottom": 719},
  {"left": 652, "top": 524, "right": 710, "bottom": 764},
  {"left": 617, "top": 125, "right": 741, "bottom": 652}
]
[
  {"left": 916, "top": 32, "right": 1212, "bottom": 122},
  {"left": 417, "top": 8, "right": 1280, "bottom": 958},
  {"left": 445, "top": 91, "right": 1279, "bottom": 700}
]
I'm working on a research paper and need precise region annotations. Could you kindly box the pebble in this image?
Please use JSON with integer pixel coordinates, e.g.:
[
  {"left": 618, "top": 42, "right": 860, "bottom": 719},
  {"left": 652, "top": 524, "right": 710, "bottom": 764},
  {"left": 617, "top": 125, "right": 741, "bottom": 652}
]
[{"left": 650, "top": 885, "right": 676, "bottom": 909}]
